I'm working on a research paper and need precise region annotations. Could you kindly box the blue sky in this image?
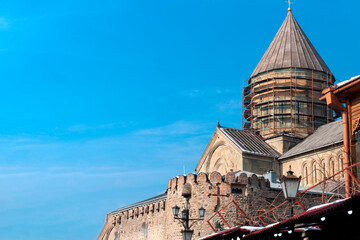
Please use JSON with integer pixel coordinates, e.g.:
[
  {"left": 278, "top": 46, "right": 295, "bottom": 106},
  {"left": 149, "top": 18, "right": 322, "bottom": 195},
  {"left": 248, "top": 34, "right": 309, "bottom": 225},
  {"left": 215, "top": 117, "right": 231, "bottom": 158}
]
[{"left": 0, "top": 0, "right": 359, "bottom": 239}]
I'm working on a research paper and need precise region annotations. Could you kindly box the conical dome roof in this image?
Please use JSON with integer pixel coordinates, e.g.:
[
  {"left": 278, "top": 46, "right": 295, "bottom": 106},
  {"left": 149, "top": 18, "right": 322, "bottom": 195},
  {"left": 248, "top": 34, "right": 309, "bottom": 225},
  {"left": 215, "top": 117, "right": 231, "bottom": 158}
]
[{"left": 250, "top": 10, "right": 332, "bottom": 78}]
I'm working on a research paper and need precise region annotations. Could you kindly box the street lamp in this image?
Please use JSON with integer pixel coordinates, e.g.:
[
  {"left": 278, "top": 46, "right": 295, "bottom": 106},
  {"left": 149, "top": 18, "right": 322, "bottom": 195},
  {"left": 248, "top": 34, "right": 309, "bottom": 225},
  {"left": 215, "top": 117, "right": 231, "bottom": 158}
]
[
  {"left": 172, "top": 205, "right": 180, "bottom": 217},
  {"left": 199, "top": 207, "right": 205, "bottom": 218},
  {"left": 172, "top": 185, "right": 206, "bottom": 240},
  {"left": 172, "top": 201, "right": 206, "bottom": 240},
  {"left": 281, "top": 167, "right": 301, "bottom": 217},
  {"left": 181, "top": 229, "right": 194, "bottom": 240}
]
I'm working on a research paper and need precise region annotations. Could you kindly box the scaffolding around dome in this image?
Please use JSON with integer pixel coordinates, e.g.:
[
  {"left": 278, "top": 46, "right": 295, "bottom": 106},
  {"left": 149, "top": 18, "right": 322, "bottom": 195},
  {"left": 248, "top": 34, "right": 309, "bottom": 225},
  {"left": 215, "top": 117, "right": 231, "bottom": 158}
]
[{"left": 242, "top": 67, "right": 335, "bottom": 139}]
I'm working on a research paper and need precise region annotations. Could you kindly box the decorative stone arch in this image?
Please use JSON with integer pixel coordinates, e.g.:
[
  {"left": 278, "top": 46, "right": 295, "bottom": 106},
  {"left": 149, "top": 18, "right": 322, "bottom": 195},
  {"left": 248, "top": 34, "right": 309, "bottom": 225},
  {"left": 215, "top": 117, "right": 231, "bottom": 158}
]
[
  {"left": 205, "top": 141, "right": 227, "bottom": 171},
  {"left": 213, "top": 157, "right": 228, "bottom": 175},
  {"left": 311, "top": 160, "right": 318, "bottom": 185},
  {"left": 302, "top": 162, "right": 309, "bottom": 186},
  {"left": 320, "top": 158, "right": 326, "bottom": 180},
  {"left": 328, "top": 155, "right": 336, "bottom": 179},
  {"left": 336, "top": 151, "right": 344, "bottom": 178},
  {"left": 206, "top": 142, "right": 236, "bottom": 175}
]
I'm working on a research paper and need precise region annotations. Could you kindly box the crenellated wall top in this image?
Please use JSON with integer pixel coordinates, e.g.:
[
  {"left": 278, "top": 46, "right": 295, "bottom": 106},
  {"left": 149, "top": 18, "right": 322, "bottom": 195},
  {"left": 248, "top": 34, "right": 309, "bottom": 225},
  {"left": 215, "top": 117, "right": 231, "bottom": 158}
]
[{"left": 167, "top": 171, "right": 270, "bottom": 190}]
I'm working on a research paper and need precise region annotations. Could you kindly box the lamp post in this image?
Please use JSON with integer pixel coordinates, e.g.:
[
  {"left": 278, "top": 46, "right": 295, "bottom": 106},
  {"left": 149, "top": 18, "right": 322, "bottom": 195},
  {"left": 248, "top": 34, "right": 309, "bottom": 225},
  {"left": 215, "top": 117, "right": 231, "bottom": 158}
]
[
  {"left": 172, "top": 198, "right": 206, "bottom": 240},
  {"left": 280, "top": 167, "right": 301, "bottom": 217}
]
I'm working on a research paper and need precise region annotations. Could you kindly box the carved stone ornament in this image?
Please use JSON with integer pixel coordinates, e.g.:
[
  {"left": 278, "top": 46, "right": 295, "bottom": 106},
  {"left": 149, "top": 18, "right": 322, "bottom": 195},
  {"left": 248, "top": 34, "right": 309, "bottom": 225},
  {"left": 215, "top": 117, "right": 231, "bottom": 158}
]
[{"left": 352, "top": 118, "right": 360, "bottom": 136}]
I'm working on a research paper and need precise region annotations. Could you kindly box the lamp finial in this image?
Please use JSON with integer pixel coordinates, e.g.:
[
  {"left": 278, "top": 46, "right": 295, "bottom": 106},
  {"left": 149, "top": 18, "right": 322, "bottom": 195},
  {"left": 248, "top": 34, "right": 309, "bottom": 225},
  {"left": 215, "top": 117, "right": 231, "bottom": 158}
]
[{"left": 287, "top": 166, "right": 294, "bottom": 176}]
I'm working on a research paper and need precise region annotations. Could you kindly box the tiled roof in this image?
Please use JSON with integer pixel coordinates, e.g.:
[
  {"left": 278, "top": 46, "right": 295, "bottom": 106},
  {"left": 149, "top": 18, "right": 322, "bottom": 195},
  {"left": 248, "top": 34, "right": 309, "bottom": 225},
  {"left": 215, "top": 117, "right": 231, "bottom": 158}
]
[
  {"left": 250, "top": 10, "right": 332, "bottom": 78},
  {"left": 111, "top": 193, "right": 167, "bottom": 216},
  {"left": 219, "top": 127, "right": 280, "bottom": 158},
  {"left": 279, "top": 120, "right": 343, "bottom": 160}
]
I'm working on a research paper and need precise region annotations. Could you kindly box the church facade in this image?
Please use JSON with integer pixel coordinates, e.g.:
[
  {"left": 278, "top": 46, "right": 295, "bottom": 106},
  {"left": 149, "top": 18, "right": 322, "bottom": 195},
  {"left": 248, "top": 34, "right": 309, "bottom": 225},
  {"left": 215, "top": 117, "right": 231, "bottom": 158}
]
[{"left": 97, "top": 8, "right": 359, "bottom": 240}]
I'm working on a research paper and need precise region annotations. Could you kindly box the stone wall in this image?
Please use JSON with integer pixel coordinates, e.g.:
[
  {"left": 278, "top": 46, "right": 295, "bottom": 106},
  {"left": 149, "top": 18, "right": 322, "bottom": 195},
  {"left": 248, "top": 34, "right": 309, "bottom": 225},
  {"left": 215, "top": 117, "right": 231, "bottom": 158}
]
[
  {"left": 98, "top": 170, "right": 326, "bottom": 240},
  {"left": 98, "top": 198, "right": 167, "bottom": 240},
  {"left": 98, "top": 171, "right": 280, "bottom": 240}
]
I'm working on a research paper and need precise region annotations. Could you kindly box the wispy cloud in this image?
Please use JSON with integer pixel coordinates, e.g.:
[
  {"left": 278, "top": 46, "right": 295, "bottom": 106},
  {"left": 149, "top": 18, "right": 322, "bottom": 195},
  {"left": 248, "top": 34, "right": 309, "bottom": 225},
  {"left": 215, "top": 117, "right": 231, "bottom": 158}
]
[
  {"left": 0, "top": 121, "right": 211, "bottom": 194},
  {"left": 186, "top": 89, "right": 205, "bottom": 97},
  {"left": 0, "top": 171, "right": 40, "bottom": 178},
  {"left": 0, "top": 166, "right": 36, "bottom": 171},
  {"left": 0, "top": 120, "right": 212, "bottom": 171},
  {"left": 216, "top": 99, "right": 242, "bottom": 112},
  {"left": 0, "top": 120, "right": 212, "bottom": 239},
  {"left": 67, "top": 123, "right": 119, "bottom": 133},
  {"left": 135, "top": 120, "right": 211, "bottom": 136},
  {"left": 64, "top": 122, "right": 137, "bottom": 135},
  {"left": 180, "top": 87, "right": 236, "bottom": 98}
]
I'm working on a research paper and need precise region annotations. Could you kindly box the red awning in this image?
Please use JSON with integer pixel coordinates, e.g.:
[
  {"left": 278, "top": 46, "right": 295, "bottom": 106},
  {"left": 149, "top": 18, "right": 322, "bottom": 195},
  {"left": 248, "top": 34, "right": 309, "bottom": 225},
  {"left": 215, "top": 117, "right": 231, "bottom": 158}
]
[
  {"left": 199, "top": 226, "right": 262, "bottom": 240},
  {"left": 243, "top": 192, "right": 360, "bottom": 239}
]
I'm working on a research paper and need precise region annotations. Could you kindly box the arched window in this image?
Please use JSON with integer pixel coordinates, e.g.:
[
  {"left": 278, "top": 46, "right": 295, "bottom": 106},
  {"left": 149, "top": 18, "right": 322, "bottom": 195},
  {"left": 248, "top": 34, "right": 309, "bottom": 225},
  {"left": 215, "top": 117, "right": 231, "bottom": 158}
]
[
  {"left": 303, "top": 163, "right": 309, "bottom": 186},
  {"left": 321, "top": 160, "right": 326, "bottom": 180},
  {"left": 312, "top": 162, "right": 317, "bottom": 184},
  {"left": 329, "top": 157, "right": 335, "bottom": 179},
  {"left": 339, "top": 156, "right": 344, "bottom": 177}
]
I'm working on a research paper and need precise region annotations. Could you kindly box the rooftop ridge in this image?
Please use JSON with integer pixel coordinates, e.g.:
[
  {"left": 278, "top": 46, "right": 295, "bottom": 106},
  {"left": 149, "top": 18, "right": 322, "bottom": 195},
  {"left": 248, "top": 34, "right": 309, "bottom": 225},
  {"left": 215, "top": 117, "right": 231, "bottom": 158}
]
[
  {"left": 219, "top": 125, "right": 252, "bottom": 132},
  {"left": 219, "top": 126, "right": 280, "bottom": 157}
]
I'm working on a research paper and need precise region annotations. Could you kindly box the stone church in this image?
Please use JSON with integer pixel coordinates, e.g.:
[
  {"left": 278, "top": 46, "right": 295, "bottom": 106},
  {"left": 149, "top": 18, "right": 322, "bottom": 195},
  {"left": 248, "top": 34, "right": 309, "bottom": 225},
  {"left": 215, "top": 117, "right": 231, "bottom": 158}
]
[{"left": 97, "top": 8, "right": 359, "bottom": 240}]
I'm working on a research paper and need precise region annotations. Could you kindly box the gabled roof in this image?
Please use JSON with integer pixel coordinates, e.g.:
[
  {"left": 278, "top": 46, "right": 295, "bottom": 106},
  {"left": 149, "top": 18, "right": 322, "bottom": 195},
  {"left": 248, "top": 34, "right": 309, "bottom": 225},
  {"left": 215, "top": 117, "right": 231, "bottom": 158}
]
[
  {"left": 279, "top": 120, "right": 343, "bottom": 160},
  {"left": 219, "top": 126, "right": 280, "bottom": 158},
  {"left": 250, "top": 10, "right": 332, "bottom": 78}
]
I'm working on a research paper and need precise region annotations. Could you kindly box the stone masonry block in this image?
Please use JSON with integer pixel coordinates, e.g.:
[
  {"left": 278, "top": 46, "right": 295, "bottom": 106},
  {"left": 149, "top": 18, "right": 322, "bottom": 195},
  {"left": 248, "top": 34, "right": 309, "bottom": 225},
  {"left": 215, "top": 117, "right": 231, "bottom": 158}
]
[
  {"left": 249, "top": 174, "right": 258, "bottom": 186},
  {"left": 220, "top": 184, "right": 231, "bottom": 196},
  {"left": 209, "top": 186, "right": 218, "bottom": 195},
  {"left": 198, "top": 172, "right": 208, "bottom": 182},
  {"left": 237, "top": 173, "right": 248, "bottom": 184},
  {"left": 209, "top": 171, "right": 222, "bottom": 184},
  {"left": 225, "top": 172, "right": 235, "bottom": 183},
  {"left": 187, "top": 173, "right": 197, "bottom": 183},
  {"left": 178, "top": 175, "right": 186, "bottom": 185},
  {"left": 171, "top": 177, "right": 178, "bottom": 189}
]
